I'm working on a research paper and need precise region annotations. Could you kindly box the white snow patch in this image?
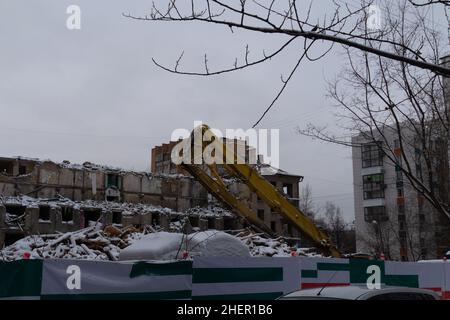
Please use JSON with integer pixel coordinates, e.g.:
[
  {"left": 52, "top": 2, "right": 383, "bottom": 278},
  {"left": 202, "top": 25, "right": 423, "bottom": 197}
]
[{"left": 119, "top": 231, "right": 251, "bottom": 261}]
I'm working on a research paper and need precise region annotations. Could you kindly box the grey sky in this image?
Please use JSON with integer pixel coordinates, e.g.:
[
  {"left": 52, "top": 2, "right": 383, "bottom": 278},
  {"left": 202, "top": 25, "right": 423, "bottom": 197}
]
[{"left": 1, "top": 1, "right": 447, "bottom": 221}]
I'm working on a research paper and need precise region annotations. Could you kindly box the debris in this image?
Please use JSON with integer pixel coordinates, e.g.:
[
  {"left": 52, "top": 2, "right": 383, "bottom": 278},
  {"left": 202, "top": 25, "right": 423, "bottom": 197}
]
[
  {"left": 119, "top": 231, "right": 251, "bottom": 261},
  {"left": 0, "top": 224, "right": 141, "bottom": 262},
  {"left": 0, "top": 224, "right": 325, "bottom": 262},
  {"left": 234, "top": 229, "right": 324, "bottom": 258}
]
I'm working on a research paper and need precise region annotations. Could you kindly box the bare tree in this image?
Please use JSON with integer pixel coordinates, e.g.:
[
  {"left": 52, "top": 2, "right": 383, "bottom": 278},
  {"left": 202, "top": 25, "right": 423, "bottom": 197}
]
[
  {"left": 299, "top": 182, "right": 315, "bottom": 219},
  {"left": 300, "top": 1, "right": 450, "bottom": 233},
  {"left": 322, "top": 201, "right": 347, "bottom": 249},
  {"left": 358, "top": 204, "right": 433, "bottom": 261},
  {"left": 124, "top": 0, "right": 450, "bottom": 127},
  {"left": 408, "top": 0, "right": 450, "bottom": 6}
]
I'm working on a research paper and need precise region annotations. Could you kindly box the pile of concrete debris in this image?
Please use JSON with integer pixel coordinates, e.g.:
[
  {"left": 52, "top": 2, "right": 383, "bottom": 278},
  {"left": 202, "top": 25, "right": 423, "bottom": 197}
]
[
  {"left": 0, "top": 224, "right": 144, "bottom": 261},
  {"left": 234, "top": 229, "right": 322, "bottom": 258},
  {"left": 0, "top": 195, "right": 238, "bottom": 250},
  {"left": 0, "top": 223, "right": 322, "bottom": 261}
]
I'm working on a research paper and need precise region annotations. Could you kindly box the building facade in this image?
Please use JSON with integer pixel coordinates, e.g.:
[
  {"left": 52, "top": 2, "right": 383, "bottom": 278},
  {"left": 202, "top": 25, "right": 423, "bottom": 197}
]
[
  {"left": 352, "top": 126, "right": 449, "bottom": 261},
  {"left": 0, "top": 156, "right": 208, "bottom": 211}
]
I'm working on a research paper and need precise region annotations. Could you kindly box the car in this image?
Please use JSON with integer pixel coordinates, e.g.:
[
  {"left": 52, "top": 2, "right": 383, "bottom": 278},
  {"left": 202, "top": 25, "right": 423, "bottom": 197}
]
[{"left": 278, "top": 285, "right": 441, "bottom": 300}]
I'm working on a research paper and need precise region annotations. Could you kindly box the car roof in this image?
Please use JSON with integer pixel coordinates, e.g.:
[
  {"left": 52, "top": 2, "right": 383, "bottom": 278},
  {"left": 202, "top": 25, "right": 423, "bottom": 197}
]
[{"left": 281, "top": 285, "right": 440, "bottom": 300}]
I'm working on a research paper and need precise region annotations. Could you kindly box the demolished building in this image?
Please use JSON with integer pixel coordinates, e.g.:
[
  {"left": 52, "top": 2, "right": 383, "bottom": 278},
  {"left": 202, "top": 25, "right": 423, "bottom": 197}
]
[{"left": 0, "top": 155, "right": 306, "bottom": 248}]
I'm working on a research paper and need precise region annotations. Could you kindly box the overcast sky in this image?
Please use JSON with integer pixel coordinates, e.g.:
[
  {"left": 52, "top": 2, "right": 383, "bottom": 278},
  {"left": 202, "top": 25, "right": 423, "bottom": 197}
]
[{"left": 1, "top": 1, "right": 448, "bottom": 221}]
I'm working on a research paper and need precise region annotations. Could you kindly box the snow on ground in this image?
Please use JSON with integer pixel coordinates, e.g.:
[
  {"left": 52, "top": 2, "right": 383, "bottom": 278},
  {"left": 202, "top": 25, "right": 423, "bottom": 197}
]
[
  {"left": 0, "top": 195, "right": 325, "bottom": 261},
  {"left": 119, "top": 231, "right": 251, "bottom": 261},
  {"left": 0, "top": 225, "right": 324, "bottom": 261},
  {"left": 1, "top": 195, "right": 234, "bottom": 218}
]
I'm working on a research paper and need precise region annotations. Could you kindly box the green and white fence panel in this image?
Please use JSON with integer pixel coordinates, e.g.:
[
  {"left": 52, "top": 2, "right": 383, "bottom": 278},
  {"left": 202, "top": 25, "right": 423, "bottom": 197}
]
[
  {"left": 192, "top": 257, "right": 300, "bottom": 300},
  {"left": 40, "top": 259, "right": 192, "bottom": 300},
  {"left": 299, "top": 257, "right": 450, "bottom": 299},
  {"left": 300, "top": 257, "right": 350, "bottom": 289},
  {"left": 0, "top": 260, "right": 42, "bottom": 300},
  {"left": 300, "top": 257, "right": 416, "bottom": 288},
  {"left": 1, "top": 258, "right": 450, "bottom": 300},
  {"left": 385, "top": 261, "right": 450, "bottom": 299}
]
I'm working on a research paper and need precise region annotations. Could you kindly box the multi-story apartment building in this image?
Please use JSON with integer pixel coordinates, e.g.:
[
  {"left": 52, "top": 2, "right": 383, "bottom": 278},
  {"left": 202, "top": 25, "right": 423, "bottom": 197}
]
[
  {"left": 352, "top": 55, "right": 450, "bottom": 261},
  {"left": 352, "top": 126, "right": 450, "bottom": 261}
]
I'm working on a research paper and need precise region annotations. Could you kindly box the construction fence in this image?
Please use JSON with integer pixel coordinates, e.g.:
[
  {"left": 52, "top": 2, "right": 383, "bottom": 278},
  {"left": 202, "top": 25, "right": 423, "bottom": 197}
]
[{"left": 1, "top": 257, "right": 449, "bottom": 300}]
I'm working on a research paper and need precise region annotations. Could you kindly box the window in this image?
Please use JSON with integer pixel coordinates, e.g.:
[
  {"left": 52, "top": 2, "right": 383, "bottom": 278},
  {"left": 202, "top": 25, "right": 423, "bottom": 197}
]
[
  {"left": 83, "top": 209, "right": 102, "bottom": 228},
  {"left": 282, "top": 183, "right": 293, "bottom": 197},
  {"left": 396, "top": 170, "right": 403, "bottom": 181},
  {"left": 364, "top": 206, "right": 388, "bottom": 222},
  {"left": 5, "top": 205, "right": 25, "bottom": 216},
  {"left": 61, "top": 207, "right": 73, "bottom": 222},
  {"left": 39, "top": 206, "right": 50, "bottom": 221},
  {"left": 106, "top": 174, "right": 120, "bottom": 188},
  {"left": 19, "top": 165, "right": 27, "bottom": 175},
  {"left": 257, "top": 209, "right": 265, "bottom": 221},
  {"left": 398, "top": 204, "right": 405, "bottom": 214},
  {"left": 361, "top": 143, "right": 383, "bottom": 168},
  {"left": 363, "top": 174, "right": 385, "bottom": 199},
  {"left": 112, "top": 211, "right": 122, "bottom": 224},
  {"left": 397, "top": 188, "right": 404, "bottom": 197},
  {"left": 271, "top": 221, "right": 276, "bottom": 232},
  {"left": 0, "top": 160, "right": 14, "bottom": 175}
]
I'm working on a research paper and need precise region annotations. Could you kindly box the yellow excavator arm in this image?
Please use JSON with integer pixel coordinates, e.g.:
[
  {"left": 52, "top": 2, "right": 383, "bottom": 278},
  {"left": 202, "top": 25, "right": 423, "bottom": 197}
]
[{"left": 179, "top": 124, "right": 341, "bottom": 258}]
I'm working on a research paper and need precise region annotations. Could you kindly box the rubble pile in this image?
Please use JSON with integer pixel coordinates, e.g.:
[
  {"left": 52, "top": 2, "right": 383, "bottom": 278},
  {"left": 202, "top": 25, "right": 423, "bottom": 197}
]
[
  {"left": 2, "top": 195, "right": 176, "bottom": 216},
  {"left": 0, "top": 225, "right": 147, "bottom": 262},
  {"left": 185, "top": 205, "right": 233, "bottom": 218},
  {"left": 235, "top": 229, "right": 323, "bottom": 258},
  {"left": 2, "top": 195, "right": 234, "bottom": 218},
  {"left": 0, "top": 227, "right": 324, "bottom": 262}
]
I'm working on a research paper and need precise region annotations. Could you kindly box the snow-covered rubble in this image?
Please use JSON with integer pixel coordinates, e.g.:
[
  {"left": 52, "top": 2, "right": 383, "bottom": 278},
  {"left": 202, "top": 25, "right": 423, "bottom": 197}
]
[
  {"left": 0, "top": 225, "right": 324, "bottom": 262},
  {"left": 0, "top": 194, "right": 325, "bottom": 261},
  {"left": 2, "top": 195, "right": 175, "bottom": 216},
  {"left": 0, "top": 224, "right": 144, "bottom": 261},
  {"left": 236, "top": 231, "right": 323, "bottom": 258},
  {"left": 186, "top": 205, "right": 233, "bottom": 218},
  {"left": 119, "top": 231, "right": 251, "bottom": 261},
  {"left": 1, "top": 195, "right": 234, "bottom": 218}
]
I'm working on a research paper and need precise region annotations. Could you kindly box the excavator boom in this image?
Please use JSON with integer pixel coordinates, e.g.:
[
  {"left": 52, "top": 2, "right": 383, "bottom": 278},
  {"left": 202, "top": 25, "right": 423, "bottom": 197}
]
[{"left": 179, "top": 124, "right": 341, "bottom": 258}]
